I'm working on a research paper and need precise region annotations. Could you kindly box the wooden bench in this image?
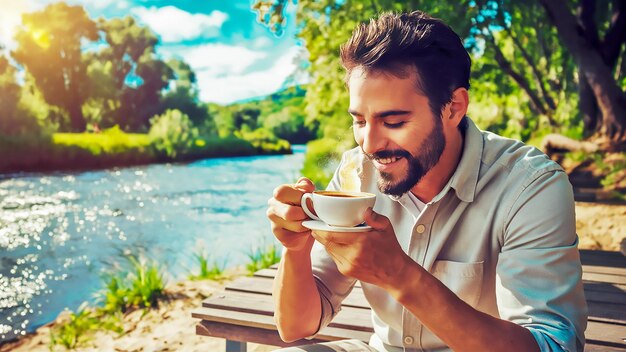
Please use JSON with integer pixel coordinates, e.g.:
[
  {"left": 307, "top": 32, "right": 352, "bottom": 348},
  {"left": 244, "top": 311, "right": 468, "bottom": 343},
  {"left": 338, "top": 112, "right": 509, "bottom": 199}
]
[{"left": 193, "top": 249, "right": 626, "bottom": 351}]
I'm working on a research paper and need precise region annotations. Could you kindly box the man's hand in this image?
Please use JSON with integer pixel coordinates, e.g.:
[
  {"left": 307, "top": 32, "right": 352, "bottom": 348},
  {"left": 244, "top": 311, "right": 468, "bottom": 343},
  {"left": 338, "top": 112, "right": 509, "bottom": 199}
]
[
  {"left": 267, "top": 177, "right": 316, "bottom": 253},
  {"left": 310, "top": 208, "right": 412, "bottom": 291}
]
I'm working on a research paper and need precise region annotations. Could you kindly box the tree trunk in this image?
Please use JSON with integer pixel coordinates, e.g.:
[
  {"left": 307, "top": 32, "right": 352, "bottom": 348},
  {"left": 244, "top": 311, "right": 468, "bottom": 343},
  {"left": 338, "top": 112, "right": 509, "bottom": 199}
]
[
  {"left": 578, "top": 68, "right": 599, "bottom": 136},
  {"left": 68, "top": 102, "right": 86, "bottom": 132},
  {"left": 539, "top": 0, "right": 626, "bottom": 144}
]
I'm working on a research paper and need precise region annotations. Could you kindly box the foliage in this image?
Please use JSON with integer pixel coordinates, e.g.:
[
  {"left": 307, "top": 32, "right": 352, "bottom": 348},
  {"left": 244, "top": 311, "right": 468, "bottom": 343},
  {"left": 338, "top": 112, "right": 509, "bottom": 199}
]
[
  {"left": 236, "top": 127, "right": 292, "bottom": 154},
  {"left": 12, "top": 3, "right": 98, "bottom": 132},
  {"left": 302, "top": 136, "right": 354, "bottom": 188},
  {"left": 99, "top": 255, "right": 166, "bottom": 314},
  {"left": 161, "top": 59, "right": 214, "bottom": 134},
  {"left": 245, "top": 244, "right": 282, "bottom": 275},
  {"left": 0, "top": 57, "right": 37, "bottom": 136},
  {"left": 188, "top": 250, "right": 227, "bottom": 281},
  {"left": 594, "top": 153, "right": 626, "bottom": 197},
  {"left": 48, "top": 304, "right": 123, "bottom": 350},
  {"left": 49, "top": 304, "right": 101, "bottom": 350},
  {"left": 148, "top": 109, "right": 199, "bottom": 158}
]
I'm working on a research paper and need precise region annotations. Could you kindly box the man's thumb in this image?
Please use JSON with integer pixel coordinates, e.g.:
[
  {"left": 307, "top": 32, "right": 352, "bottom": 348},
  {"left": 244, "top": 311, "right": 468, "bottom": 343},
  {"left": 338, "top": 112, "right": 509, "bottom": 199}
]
[
  {"left": 364, "top": 208, "right": 388, "bottom": 230},
  {"left": 294, "top": 177, "right": 315, "bottom": 193}
]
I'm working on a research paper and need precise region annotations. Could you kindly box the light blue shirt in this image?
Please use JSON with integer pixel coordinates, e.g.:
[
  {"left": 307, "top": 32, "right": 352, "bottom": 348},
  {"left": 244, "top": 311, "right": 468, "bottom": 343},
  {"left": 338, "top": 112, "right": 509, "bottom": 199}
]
[{"left": 310, "top": 118, "right": 587, "bottom": 351}]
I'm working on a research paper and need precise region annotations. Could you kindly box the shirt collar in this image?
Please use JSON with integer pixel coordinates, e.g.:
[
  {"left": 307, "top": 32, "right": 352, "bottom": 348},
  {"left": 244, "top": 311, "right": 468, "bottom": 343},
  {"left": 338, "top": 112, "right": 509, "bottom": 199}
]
[{"left": 436, "top": 118, "right": 483, "bottom": 203}]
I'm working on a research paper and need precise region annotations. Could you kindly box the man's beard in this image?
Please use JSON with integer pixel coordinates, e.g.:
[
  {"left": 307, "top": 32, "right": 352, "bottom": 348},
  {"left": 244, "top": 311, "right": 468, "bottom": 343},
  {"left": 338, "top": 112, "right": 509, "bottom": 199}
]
[{"left": 367, "top": 119, "right": 446, "bottom": 197}]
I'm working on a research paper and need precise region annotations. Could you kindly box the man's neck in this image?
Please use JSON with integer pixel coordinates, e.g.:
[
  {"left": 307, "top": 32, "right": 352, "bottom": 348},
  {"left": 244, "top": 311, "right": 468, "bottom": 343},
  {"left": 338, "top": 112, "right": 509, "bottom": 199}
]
[{"left": 410, "top": 130, "right": 465, "bottom": 203}]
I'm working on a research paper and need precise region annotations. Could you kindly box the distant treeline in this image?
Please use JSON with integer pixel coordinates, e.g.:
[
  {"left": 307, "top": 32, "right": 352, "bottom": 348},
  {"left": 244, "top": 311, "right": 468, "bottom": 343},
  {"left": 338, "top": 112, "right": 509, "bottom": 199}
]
[{"left": 0, "top": 3, "right": 317, "bottom": 173}]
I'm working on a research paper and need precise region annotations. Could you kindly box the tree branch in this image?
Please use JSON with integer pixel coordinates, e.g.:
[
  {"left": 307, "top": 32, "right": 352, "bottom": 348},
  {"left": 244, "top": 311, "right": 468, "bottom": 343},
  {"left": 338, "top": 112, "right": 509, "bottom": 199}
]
[
  {"left": 505, "top": 27, "right": 556, "bottom": 110},
  {"left": 601, "top": 0, "right": 626, "bottom": 66},
  {"left": 484, "top": 31, "right": 549, "bottom": 117},
  {"left": 577, "top": 0, "right": 601, "bottom": 48}
]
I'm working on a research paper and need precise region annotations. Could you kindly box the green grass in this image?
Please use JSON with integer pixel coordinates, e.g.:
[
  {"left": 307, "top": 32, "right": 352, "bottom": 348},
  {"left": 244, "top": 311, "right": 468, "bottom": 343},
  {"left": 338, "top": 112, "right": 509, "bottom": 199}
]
[
  {"left": 48, "top": 254, "right": 165, "bottom": 350},
  {"left": 99, "top": 255, "right": 166, "bottom": 314},
  {"left": 245, "top": 244, "right": 282, "bottom": 275},
  {"left": 49, "top": 304, "right": 99, "bottom": 350},
  {"left": 188, "top": 250, "right": 227, "bottom": 281},
  {"left": 53, "top": 126, "right": 152, "bottom": 155},
  {"left": 48, "top": 304, "right": 123, "bottom": 351}
]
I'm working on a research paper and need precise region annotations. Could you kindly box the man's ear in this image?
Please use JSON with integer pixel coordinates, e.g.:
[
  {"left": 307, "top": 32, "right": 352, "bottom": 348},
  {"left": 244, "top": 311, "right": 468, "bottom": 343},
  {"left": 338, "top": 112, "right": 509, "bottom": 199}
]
[{"left": 446, "top": 87, "right": 469, "bottom": 127}]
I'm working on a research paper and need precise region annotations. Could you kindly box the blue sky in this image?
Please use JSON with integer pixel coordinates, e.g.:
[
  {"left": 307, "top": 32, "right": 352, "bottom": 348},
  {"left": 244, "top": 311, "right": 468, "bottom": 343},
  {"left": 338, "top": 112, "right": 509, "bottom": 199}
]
[{"left": 0, "top": 0, "right": 305, "bottom": 104}]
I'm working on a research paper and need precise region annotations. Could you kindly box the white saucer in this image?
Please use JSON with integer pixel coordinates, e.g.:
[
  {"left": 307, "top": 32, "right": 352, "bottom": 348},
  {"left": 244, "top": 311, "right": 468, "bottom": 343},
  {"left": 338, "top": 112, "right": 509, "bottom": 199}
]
[{"left": 302, "top": 220, "right": 372, "bottom": 232}]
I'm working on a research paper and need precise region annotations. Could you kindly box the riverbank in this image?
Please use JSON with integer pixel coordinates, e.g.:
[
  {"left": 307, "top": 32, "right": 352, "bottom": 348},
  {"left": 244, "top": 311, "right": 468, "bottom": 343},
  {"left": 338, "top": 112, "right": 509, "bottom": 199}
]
[
  {"left": 0, "top": 129, "right": 291, "bottom": 174},
  {"left": 2, "top": 201, "right": 624, "bottom": 352},
  {"left": 0, "top": 273, "right": 277, "bottom": 352}
]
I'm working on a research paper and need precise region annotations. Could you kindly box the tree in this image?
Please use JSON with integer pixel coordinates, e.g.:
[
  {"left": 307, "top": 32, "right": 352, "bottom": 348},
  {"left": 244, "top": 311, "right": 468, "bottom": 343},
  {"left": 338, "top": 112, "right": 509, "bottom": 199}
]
[
  {"left": 253, "top": 0, "right": 626, "bottom": 154},
  {"left": 89, "top": 16, "right": 174, "bottom": 132},
  {"left": 538, "top": 0, "right": 626, "bottom": 149},
  {"left": 12, "top": 3, "right": 98, "bottom": 132},
  {"left": 0, "top": 56, "right": 30, "bottom": 135},
  {"left": 161, "top": 58, "right": 213, "bottom": 133}
]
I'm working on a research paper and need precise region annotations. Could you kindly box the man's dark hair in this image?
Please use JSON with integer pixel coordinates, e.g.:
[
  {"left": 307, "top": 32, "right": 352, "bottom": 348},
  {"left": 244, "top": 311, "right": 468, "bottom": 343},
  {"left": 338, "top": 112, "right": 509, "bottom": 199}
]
[{"left": 340, "top": 11, "right": 471, "bottom": 129}]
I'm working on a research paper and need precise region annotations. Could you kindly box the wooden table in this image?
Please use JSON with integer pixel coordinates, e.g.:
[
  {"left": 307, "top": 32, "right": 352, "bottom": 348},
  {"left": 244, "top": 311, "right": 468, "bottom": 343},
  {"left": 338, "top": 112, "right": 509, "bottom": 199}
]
[{"left": 193, "top": 249, "right": 626, "bottom": 351}]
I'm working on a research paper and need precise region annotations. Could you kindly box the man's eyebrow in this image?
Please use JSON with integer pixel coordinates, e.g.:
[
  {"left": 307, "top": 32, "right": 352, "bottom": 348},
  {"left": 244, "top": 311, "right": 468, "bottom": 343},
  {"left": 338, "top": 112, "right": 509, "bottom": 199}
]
[{"left": 348, "top": 109, "right": 412, "bottom": 118}]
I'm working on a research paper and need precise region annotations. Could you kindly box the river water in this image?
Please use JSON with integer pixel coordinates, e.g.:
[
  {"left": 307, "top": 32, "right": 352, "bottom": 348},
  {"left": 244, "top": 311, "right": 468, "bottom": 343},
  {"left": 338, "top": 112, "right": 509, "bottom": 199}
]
[{"left": 0, "top": 146, "right": 306, "bottom": 342}]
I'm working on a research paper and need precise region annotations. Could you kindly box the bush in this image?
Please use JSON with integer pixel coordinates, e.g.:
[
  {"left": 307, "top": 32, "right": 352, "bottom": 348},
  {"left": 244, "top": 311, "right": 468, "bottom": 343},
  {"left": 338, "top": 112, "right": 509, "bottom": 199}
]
[
  {"left": 188, "top": 250, "right": 227, "bottom": 281},
  {"left": 99, "top": 255, "right": 166, "bottom": 314},
  {"left": 236, "top": 127, "right": 291, "bottom": 154},
  {"left": 149, "top": 109, "right": 198, "bottom": 158},
  {"left": 245, "top": 244, "right": 281, "bottom": 275}
]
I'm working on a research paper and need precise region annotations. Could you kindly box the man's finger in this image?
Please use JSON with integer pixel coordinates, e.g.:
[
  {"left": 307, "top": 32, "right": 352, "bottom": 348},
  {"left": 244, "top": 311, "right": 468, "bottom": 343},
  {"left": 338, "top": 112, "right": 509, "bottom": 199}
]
[
  {"left": 273, "top": 201, "right": 308, "bottom": 222},
  {"left": 267, "top": 208, "right": 309, "bottom": 233},
  {"left": 364, "top": 208, "right": 389, "bottom": 230},
  {"left": 272, "top": 184, "right": 307, "bottom": 206},
  {"left": 294, "top": 177, "right": 315, "bottom": 193}
]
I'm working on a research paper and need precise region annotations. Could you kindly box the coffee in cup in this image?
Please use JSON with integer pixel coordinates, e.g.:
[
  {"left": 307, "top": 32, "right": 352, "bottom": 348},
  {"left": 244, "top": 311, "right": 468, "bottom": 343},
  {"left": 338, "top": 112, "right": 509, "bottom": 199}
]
[{"left": 300, "top": 190, "right": 376, "bottom": 227}]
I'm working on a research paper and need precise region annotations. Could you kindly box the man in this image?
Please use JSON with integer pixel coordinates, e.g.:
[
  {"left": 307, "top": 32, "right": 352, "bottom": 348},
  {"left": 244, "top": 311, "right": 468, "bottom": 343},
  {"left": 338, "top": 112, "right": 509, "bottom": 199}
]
[{"left": 266, "top": 10, "right": 587, "bottom": 352}]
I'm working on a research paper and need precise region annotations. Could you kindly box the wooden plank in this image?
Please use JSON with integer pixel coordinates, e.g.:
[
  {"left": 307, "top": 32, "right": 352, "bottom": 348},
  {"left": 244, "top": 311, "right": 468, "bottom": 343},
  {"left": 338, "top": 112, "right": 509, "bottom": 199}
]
[
  {"left": 583, "top": 264, "right": 626, "bottom": 276},
  {"left": 193, "top": 307, "right": 372, "bottom": 342},
  {"left": 585, "top": 319, "right": 626, "bottom": 350},
  {"left": 196, "top": 320, "right": 370, "bottom": 348},
  {"left": 203, "top": 291, "right": 373, "bottom": 332},
  {"left": 584, "top": 285, "right": 626, "bottom": 305},
  {"left": 583, "top": 271, "right": 626, "bottom": 285},
  {"left": 588, "top": 301, "right": 626, "bottom": 322},
  {"left": 585, "top": 343, "right": 626, "bottom": 352},
  {"left": 580, "top": 250, "right": 626, "bottom": 268},
  {"left": 252, "top": 268, "right": 277, "bottom": 278},
  {"left": 226, "top": 276, "right": 370, "bottom": 309},
  {"left": 253, "top": 268, "right": 363, "bottom": 288}
]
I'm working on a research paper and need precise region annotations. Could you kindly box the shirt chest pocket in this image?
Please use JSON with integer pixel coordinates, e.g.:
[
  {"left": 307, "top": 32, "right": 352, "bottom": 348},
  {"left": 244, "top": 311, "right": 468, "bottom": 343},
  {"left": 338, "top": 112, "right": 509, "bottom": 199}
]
[{"left": 431, "top": 260, "right": 484, "bottom": 307}]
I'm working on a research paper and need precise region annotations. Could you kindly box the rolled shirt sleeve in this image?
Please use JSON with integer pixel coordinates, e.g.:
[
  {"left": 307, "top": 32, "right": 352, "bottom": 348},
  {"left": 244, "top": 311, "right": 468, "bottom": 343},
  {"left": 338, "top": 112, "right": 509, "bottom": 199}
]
[
  {"left": 497, "top": 169, "right": 587, "bottom": 351},
  {"left": 306, "top": 152, "right": 358, "bottom": 336}
]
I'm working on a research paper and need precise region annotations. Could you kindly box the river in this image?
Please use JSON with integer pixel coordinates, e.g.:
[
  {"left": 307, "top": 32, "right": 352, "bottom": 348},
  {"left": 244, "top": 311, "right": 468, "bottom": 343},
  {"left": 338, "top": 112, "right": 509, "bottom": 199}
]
[{"left": 0, "top": 146, "right": 306, "bottom": 343}]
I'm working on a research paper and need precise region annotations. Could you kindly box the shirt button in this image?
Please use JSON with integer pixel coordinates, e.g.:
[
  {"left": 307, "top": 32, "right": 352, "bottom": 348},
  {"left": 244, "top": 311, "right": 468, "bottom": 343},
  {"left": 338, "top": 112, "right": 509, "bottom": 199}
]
[
  {"left": 415, "top": 224, "right": 426, "bottom": 234},
  {"left": 404, "top": 336, "right": 414, "bottom": 345}
]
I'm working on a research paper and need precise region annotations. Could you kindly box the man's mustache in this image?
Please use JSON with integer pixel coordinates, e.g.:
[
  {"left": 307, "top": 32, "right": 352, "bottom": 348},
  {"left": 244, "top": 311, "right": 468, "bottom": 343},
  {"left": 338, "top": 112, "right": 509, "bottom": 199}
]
[{"left": 365, "top": 149, "right": 412, "bottom": 160}]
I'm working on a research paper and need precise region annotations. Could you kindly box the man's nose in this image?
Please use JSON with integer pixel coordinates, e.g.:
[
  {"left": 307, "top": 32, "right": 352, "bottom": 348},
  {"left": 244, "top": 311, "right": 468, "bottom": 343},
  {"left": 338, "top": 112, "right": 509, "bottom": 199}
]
[{"left": 360, "top": 125, "right": 386, "bottom": 155}]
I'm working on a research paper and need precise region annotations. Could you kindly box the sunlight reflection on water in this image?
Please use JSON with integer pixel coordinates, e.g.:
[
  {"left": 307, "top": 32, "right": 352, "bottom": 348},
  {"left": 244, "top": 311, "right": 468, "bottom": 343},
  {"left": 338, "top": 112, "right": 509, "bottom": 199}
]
[{"left": 0, "top": 146, "right": 306, "bottom": 342}]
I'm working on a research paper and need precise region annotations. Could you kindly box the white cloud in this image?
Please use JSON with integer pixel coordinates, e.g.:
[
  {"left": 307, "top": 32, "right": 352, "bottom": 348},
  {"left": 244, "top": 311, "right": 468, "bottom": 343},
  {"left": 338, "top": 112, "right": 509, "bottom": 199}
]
[
  {"left": 132, "top": 6, "right": 228, "bottom": 43},
  {"left": 252, "top": 37, "right": 272, "bottom": 49},
  {"left": 194, "top": 45, "right": 302, "bottom": 104},
  {"left": 163, "top": 43, "right": 265, "bottom": 77}
]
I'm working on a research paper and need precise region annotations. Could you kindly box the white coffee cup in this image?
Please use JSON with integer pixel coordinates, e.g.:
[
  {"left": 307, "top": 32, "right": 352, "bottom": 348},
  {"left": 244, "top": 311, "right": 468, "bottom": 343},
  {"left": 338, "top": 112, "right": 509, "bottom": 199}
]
[{"left": 301, "top": 190, "right": 376, "bottom": 227}]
